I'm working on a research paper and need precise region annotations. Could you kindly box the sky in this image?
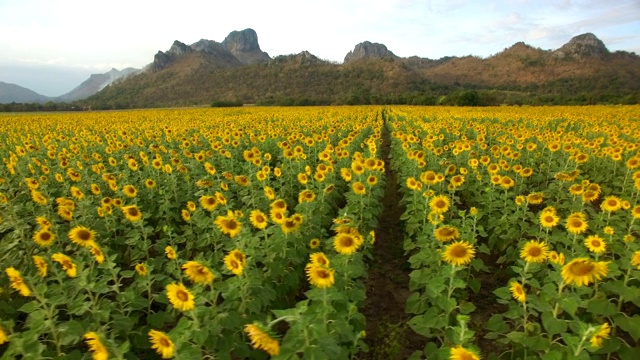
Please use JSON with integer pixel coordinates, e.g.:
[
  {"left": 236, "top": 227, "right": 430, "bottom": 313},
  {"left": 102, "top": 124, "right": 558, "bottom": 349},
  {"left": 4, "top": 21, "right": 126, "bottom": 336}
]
[{"left": 0, "top": 0, "right": 638, "bottom": 97}]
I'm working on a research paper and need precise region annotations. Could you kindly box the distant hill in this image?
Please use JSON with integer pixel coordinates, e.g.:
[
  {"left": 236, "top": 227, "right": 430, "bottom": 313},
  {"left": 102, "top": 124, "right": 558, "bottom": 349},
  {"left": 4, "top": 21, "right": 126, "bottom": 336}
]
[
  {"left": 0, "top": 82, "right": 53, "bottom": 103},
  {"left": 57, "top": 67, "right": 139, "bottom": 102},
  {"left": 0, "top": 68, "right": 139, "bottom": 104}
]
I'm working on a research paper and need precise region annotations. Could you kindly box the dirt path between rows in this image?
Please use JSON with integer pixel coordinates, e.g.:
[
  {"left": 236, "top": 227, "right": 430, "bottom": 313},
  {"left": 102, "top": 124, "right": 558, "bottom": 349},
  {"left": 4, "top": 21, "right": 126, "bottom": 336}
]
[{"left": 359, "top": 115, "right": 425, "bottom": 359}]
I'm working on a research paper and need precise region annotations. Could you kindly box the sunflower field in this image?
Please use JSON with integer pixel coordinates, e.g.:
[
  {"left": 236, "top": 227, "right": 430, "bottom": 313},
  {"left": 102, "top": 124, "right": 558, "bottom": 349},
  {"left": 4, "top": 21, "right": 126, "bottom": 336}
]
[{"left": 1, "top": 105, "right": 639, "bottom": 360}]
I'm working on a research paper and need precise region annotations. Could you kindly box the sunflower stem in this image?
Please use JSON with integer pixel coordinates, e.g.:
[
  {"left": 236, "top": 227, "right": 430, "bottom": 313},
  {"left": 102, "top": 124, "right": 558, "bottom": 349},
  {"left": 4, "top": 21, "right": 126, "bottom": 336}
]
[{"left": 552, "top": 281, "right": 565, "bottom": 319}]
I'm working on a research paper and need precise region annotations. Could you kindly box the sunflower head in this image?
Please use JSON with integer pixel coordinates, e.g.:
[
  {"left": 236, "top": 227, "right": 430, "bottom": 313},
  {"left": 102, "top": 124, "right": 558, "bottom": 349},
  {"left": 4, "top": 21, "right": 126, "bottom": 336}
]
[{"left": 520, "top": 240, "right": 548, "bottom": 263}]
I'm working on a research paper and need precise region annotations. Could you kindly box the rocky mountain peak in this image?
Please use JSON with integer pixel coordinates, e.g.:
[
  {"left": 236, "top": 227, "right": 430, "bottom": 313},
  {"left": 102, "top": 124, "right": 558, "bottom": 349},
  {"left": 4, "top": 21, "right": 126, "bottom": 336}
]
[
  {"left": 344, "top": 41, "right": 398, "bottom": 64},
  {"left": 222, "top": 28, "right": 270, "bottom": 64},
  {"left": 553, "top": 33, "right": 609, "bottom": 60}
]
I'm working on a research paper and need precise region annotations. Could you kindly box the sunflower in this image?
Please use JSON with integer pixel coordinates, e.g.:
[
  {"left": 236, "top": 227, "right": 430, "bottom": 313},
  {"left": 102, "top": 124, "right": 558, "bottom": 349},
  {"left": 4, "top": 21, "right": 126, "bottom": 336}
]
[
  {"left": 181, "top": 209, "right": 191, "bottom": 222},
  {"left": 144, "top": 179, "right": 156, "bottom": 189},
  {"left": 309, "top": 238, "right": 321, "bottom": 249},
  {"left": 84, "top": 332, "right": 109, "bottom": 360},
  {"left": 298, "top": 190, "right": 316, "bottom": 204},
  {"left": 520, "top": 240, "right": 548, "bottom": 263},
  {"left": 526, "top": 192, "right": 544, "bottom": 205},
  {"left": 442, "top": 241, "right": 475, "bottom": 266},
  {"left": 166, "top": 282, "right": 195, "bottom": 311},
  {"left": 309, "top": 252, "right": 330, "bottom": 267},
  {"left": 70, "top": 186, "right": 85, "bottom": 200},
  {"left": 35, "top": 216, "right": 52, "bottom": 229},
  {"left": 270, "top": 209, "right": 286, "bottom": 224},
  {"left": 31, "top": 190, "right": 47, "bottom": 205},
  {"left": 6, "top": 267, "right": 31, "bottom": 296},
  {"left": 568, "top": 184, "right": 584, "bottom": 196},
  {"left": 352, "top": 182, "right": 367, "bottom": 195},
  {"left": 548, "top": 251, "right": 565, "bottom": 265},
  {"left": 561, "top": 258, "right": 608, "bottom": 286},
  {"left": 33, "top": 255, "right": 48, "bottom": 277},
  {"left": 149, "top": 330, "right": 174, "bottom": 359},
  {"left": 366, "top": 175, "right": 378, "bottom": 186},
  {"left": 434, "top": 225, "right": 460, "bottom": 242},
  {"left": 122, "top": 185, "right": 137, "bottom": 198},
  {"left": 630, "top": 206, "right": 640, "bottom": 219},
  {"left": 515, "top": 195, "right": 525, "bottom": 206},
  {"left": 244, "top": 323, "right": 280, "bottom": 356},
  {"left": 565, "top": 213, "right": 588, "bottom": 235},
  {"left": 224, "top": 250, "right": 245, "bottom": 276},
  {"left": 450, "top": 345, "right": 480, "bottom": 360},
  {"left": 305, "top": 263, "right": 335, "bottom": 288},
  {"left": 584, "top": 235, "right": 606, "bottom": 254},
  {"left": 215, "top": 212, "right": 242, "bottom": 238},
  {"left": 249, "top": 210, "right": 268, "bottom": 230},
  {"left": 429, "top": 195, "right": 450, "bottom": 214},
  {"left": 631, "top": 251, "right": 640, "bottom": 269},
  {"left": 589, "top": 323, "right": 611, "bottom": 348},
  {"left": 199, "top": 195, "right": 218, "bottom": 211},
  {"left": 499, "top": 176, "right": 515, "bottom": 189},
  {"left": 582, "top": 190, "right": 599, "bottom": 203},
  {"left": 260, "top": 187, "right": 275, "bottom": 201},
  {"left": 537, "top": 210, "right": 557, "bottom": 227},
  {"left": 165, "top": 246, "right": 177, "bottom": 260},
  {"left": 135, "top": 263, "right": 148, "bottom": 276},
  {"left": 89, "top": 243, "right": 105, "bottom": 264},
  {"left": 510, "top": 281, "right": 526, "bottom": 302},
  {"left": 281, "top": 216, "right": 301, "bottom": 234},
  {"left": 68, "top": 226, "right": 96, "bottom": 248},
  {"left": 182, "top": 261, "right": 214, "bottom": 284},
  {"left": 600, "top": 196, "right": 622, "bottom": 212},
  {"left": 51, "top": 253, "right": 77, "bottom": 278},
  {"left": 333, "top": 233, "right": 363, "bottom": 255},
  {"left": 0, "top": 325, "right": 7, "bottom": 345},
  {"left": 33, "top": 228, "right": 56, "bottom": 247},
  {"left": 122, "top": 205, "right": 142, "bottom": 222},
  {"left": 340, "top": 168, "right": 353, "bottom": 182}
]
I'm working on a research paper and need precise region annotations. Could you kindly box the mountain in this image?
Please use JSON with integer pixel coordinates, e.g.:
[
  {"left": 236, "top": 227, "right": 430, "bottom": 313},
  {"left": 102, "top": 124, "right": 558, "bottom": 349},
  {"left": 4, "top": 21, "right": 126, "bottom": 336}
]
[
  {"left": 0, "top": 68, "right": 139, "bottom": 104},
  {"left": 0, "top": 82, "right": 53, "bottom": 103},
  {"left": 57, "top": 67, "right": 139, "bottom": 102},
  {"left": 83, "top": 31, "right": 640, "bottom": 108}
]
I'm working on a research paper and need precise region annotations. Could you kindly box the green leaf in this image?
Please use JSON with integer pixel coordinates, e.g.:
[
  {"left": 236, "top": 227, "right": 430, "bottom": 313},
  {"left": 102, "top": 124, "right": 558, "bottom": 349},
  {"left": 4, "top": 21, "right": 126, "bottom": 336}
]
[
  {"left": 559, "top": 297, "right": 579, "bottom": 316},
  {"left": 486, "top": 314, "right": 509, "bottom": 333},
  {"left": 59, "top": 320, "right": 84, "bottom": 345},
  {"left": 18, "top": 301, "right": 39, "bottom": 313},
  {"left": 541, "top": 312, "right": 567, "bottom": 336},
  {"left": 613, "top": 314, "right": 640, "bottom": 341},
  {"left": 541, "top": 350, "right": 564, "bottom": 360},
  {"left": 586, "top": 298, "right": 617, "bottom": 316},
  {"left": 458, "top": 301, "right": 476, "bottom": 315}
]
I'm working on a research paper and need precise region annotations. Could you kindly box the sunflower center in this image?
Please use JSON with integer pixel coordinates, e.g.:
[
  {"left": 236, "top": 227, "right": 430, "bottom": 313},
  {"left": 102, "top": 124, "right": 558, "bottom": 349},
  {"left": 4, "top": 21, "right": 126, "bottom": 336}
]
[
  {"left": 339, "top": 235, "right": 354, "bottom": 247},
  {"left": 226, "top": 220, "right": 238, "bottom": 230},
  {"left": 40, "top": 232, "right": 51, "bottom": 241},
  {"left": 316, "top": 269, "right": 330, "bottom": 279},
  {"left": 435, "top": 200, "right": 446, "bottom": 208},
  {"left": 128, "top": 208, "right": 139, "bottom": 216},
  {"left": 591, "top": 240, "right": 601, "bottom": 247},
  {"left": 450, "top": 244, "right": 468, "bottom": 258},
  {"left": 527, "top": 246, "right": 542, "bottom": 257},
  {"left": 176, "top": 289, "right": 189, "bottom": 302},
  {"left": 230, "top": 260, "right": 239, "bottom": 268},
  {"left": 159, "top": 337, "right": 171, "bottom": 347},
  {"left": 439, "top": 228, "right": 454, "bottom": 237},
  {"left": 78, "top": 230, "right": 91, "bottom": 241},
  {"left": 608, "top": 200, "right": 617, "bottom": 206},
  {"left": 570, "top": 219, "right": 583, "bottom": 228},
  {"left": 544, "top": 216, "right": 554, "bottom": 223},
  {"left": 569, "top": 261, "right": 594, "bottom": 276}
]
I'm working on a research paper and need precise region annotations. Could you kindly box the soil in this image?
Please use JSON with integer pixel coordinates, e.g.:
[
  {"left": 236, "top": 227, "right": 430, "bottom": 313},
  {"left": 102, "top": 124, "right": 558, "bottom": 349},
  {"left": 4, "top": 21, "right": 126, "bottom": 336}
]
[{"left": 359, "top": 118, "right": 426, "bottom": 359}]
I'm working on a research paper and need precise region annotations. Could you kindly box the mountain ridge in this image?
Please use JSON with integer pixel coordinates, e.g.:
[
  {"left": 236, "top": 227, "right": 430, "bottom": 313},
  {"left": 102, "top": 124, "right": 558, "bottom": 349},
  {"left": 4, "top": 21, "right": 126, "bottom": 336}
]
[{"left": 2, "top": 29, "right": 639, "bottom": 107}]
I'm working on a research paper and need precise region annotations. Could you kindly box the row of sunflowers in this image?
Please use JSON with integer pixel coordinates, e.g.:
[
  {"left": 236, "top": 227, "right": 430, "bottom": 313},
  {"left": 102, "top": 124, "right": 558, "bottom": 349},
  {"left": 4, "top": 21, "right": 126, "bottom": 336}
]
[
  {"left": 387, "top": 106, "right": 640, "bottom": 359},
  {"left": 0, "top": 107, "right": 384, "bottom": 359}
]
